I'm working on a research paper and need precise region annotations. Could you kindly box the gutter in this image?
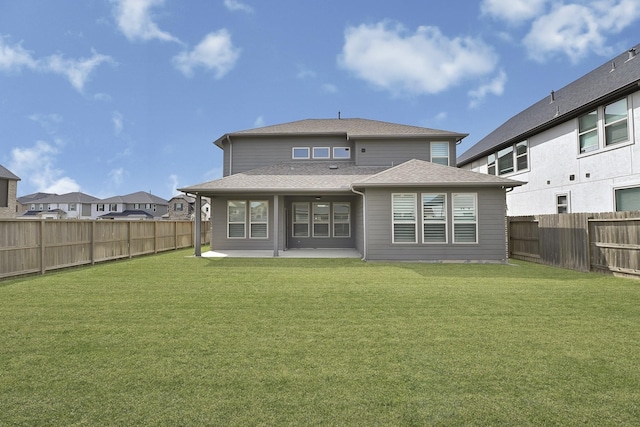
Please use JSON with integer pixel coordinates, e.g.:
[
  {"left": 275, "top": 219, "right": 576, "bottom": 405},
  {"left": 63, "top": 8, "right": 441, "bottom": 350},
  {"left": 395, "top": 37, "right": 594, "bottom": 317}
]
[{"left": 350, "top": 187, "right": 367, "bottom": 261}]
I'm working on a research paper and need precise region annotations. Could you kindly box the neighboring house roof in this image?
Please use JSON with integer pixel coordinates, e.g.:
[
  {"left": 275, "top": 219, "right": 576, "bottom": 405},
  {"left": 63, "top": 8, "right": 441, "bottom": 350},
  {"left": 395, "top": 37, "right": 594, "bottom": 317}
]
[
  {"left": 458, "top": 43, "right": 640, "bottom": 165},
  {"left": 98, "top": 210, "right": 155, "bottom": 219},
  {"left": 33, "top": 191, "right": 100, "bottom": 204},
  {"left": 353, "top": 159, "right": 523, "bottom": 188},
  {"left": 169, "top": 194, "right": 196, "bottom": 204},
  {"left": 179, "top": 160, "right": 522, "bottom": 195},
  {"left": 214, "top": 118, "right": 468, "bottom": 147},
  {"left": 180, "top": 162, "right": 388, "bottom": 194},
  {"left": 17, "top": 192, "right": 56, "bottom": 204},
  {"left": 101, "top": 191, "right": 168, "bottom": 205},
  {"left": 0, "top": 164, "right": 20, "bottom": 180}
]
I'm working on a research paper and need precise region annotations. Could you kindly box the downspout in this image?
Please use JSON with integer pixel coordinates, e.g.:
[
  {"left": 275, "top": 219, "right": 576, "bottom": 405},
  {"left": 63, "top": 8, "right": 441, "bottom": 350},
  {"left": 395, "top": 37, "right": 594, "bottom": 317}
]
[
  {"left": 226, "top": 135, "right": 233, "bottom": 175},
  {"left": 350, "top": 187, "right": 367, "bottom": 261}
]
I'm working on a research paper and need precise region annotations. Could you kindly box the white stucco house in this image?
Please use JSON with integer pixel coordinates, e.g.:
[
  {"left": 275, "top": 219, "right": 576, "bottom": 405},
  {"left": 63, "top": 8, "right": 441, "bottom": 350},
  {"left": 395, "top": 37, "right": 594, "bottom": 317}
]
[{"left": 458, "top": 43, "right": 640, "bottom": 215}]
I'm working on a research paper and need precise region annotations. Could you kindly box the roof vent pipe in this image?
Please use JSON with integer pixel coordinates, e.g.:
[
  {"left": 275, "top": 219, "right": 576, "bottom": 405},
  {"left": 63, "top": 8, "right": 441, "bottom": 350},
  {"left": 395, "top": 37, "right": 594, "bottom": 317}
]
[
  {"left": 610, "top": 61, "right": 616, "bottom": 72},
  {"left": 628, "top": 48, "right": 637, "bottom": 61},
  {"left": 550, "top": 90, "right": 555, "bottom": 103}
]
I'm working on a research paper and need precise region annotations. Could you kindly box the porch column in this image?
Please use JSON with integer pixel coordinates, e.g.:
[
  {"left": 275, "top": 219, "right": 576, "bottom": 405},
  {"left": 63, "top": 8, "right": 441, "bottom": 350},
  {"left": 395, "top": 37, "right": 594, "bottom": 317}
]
[
  {"left": 194, "top": 194, "right": 202, "bottom": 257},
  {"left": 273, "top": 195, "right": 279, "bottom": 257}
]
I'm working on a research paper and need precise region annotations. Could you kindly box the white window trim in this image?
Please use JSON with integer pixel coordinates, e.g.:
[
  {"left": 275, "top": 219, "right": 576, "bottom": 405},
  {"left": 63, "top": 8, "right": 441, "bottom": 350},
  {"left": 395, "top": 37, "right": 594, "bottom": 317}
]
[
  {"left": 292, "top": 202, "right": 310, "bottom": 238},
  {"left": 292, "top": 147, "right": 310, "bottom": 159},
  {"left": 312, "top": 202, "right": 330, "bottom": 238},
  {"left": 332, "top": 146, "right": 351, "bottom": 159},
  {"left": 487, "top": 141, "right": 529, "bottom": 176},
  {"left": 555, "top": 192, "right": 570, "bottom": 214},
  {"left": 421, "top": 193, "right": 448, "bottom": 244},
  {"left": 577, "top": 96, "right": 634, "bottom": 158},
  {"left": 333, "top": 203, "right": 351, "bottom": 238},
  {"left": 613, "top": 184, "right": 640, "bottom": 212},
  {"left": 431, "top": 142, "right": 449, "bottom": 166},
  {"left": 312, "top": 147, "right": 330, "bottom": 159},
  {"left": 227, "top": 201, "right": 246, "bottom": 239},
  {"left": 392, "top": 193, "right": 418, "bottom": 244},
  {"left": 452, "top": 193, "right": 478, "bottom": 244},
  {"left": 249, "top": 200, "right": 269, "bottom": 239}
]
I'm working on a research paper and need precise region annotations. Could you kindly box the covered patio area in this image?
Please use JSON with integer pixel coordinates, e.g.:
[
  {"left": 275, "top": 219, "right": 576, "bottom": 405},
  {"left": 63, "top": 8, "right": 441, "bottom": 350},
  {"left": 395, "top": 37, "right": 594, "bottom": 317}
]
[{"left": 200, "top": 248, "right": 362, "bottom": 258}]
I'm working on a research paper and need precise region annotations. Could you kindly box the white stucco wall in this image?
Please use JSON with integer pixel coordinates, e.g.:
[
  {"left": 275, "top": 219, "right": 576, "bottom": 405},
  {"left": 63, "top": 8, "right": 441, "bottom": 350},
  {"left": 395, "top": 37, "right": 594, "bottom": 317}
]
[{"left": 462, "top": 90, "right": 640, "bottom": 215}]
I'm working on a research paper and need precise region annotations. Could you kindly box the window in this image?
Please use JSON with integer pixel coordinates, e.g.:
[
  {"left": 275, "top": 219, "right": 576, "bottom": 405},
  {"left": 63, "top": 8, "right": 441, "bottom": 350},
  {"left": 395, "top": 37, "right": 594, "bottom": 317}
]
[
  {"left": 134, "top": 203, "right": 141, "bottom": 209},
  {"left": 487, "top": 141, "right": 528, "bottom": 175},
  {"left": 292, "top": 147, "right": 310, "bottom": 159},
  {"left": 615, "top": 186, "right": 640, "bottom": 212},
  {"left": 313, "top": 147, "right": 330, "bottom": 159},
  {"left": 579, "top": 110, "right": 598, "bottom": 153},
  {"left": 0, "top": 179, "right": 7, "bottom": 208},
  {"left": 392, "top": 193, "right": 417, "bottom": 243},
  {"left": 578, "top": 97, "right": 630, "bottom": 154},
  {"left": 292, "top": 203, "right": 309, "bottom": 237},
  {"left": 605, "top": 98, "right": 628, "bottom": 146},
  {"left": 109, "top": 203, "right": 118, "bottom": 212},
  {"left": 97, "top": 204, "right": 105, "bottom": 212},
  {"left": 333, "top": 203, "right": 351, "bottom": 237},
  {"left": 69, "top": 203, "right": 77, "bottom": 211},
  {"left": 175, "top": 202, "right": 184, "bottom": 211},
  {"left": 333, "top": 147, "right": 351, "bottom": 159},
  {"left": 556, "top": 193, "right": 569, "bottom": 214},
  {"left": 453, "top": 193, "right": 477, "bottom": 243},
  {"left": 422, "top": 194, "right": 447, "bottom": 243},
  {"left": 250, "top": 201, "right": 268, "bottom": 238},
  {"left": 431, "top": 142, "right": 449, "bottom": 166},
  {"left": 312, "top": 203, "right": 330, "bottom": 237},
  {"left": 227, "top": 201, "right": 246, "bottom": 238}
]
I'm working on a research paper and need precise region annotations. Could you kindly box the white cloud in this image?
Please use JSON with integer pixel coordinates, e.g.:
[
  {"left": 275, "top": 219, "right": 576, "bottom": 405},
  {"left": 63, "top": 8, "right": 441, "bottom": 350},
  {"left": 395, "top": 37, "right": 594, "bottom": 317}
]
[
  {"left": 338, "top": 22, "right": 499, "bottom": 96},
  {"left": 433, "top": 112, "right": 447, "bottom": 121},
  {"left": 112, "top": 111, "right": 124, "bottom": 135},
  {"left": 253, "top": 115, "right": 265, "bottom": 128},
  {"left": 9, "top": 140, "right": 81, "bottom": 194},
  {"left": 28, "top": 113, "right": 63, "bottom": 134},
  {"left": 322, "top": 83, "right": 338, "bottom": 94},
  {"left": 173, "top": 30, "right": 241, "bottom": 78},
  {"left": 44, "top": 50, "right": 114, "bottom": 92},
  {"left": 468, "top": 69, "right": 507, "bottom": 108},
  {"left": 296, "top": 64, "right": 316, "bottom": 79},
  {"left": 168, "top": 174, "right": 179, "bottom": 196},
  {"left": 112, "top": 0, "right": 180, "bottom": 43},
  {"left": 0, "top": 37, "right": 113, "bottom": 92},
  {"left": 224, "top": 0, "right": 254, "bottom": 13},
  {"left": 0, "top": 36, "right": 38, "bottom": 71},
  {"left": 481, "top": 0, "right": 548, "bottom": 24},
  {"left": 109, "top": 167, "right": 126, "bottom": 186}
]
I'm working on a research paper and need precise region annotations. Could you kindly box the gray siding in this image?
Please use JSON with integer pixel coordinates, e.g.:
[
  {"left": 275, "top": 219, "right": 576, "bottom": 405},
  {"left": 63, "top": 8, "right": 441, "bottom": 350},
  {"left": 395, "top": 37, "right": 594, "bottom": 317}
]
[
  {"left": 228, "top": 136, "right": 354, "bottom": 174},
  {"left": 354, "top": 139, "right": 457, "bottom": 167},
  {"left": 364, "top": 187, "right": 508, "bottom": 262}
]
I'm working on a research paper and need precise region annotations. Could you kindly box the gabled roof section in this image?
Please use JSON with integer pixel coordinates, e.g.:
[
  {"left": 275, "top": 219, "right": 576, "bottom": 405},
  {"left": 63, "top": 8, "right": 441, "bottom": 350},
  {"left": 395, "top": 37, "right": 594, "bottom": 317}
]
[
  {"left": 179, "top": 162, "right": 388, "bottom": 194},
  {"left": 101, "top": 191, "right": 168, "bottom": 204},
  {"left": 214, "top": 118, "right": 467, "bottom": 147},
  {"left": 33, "top": 191, "right": 100, "bottom": 204},
  {"left": 458, "top": 43, "right": 640, "bottom": 165},
  {"left": 17, "top": 192, "right": 56, "bottom": 204},
  {"left": 0, "top": 164, "right": 20, "bottom": 180},
  {"left": 353, "top": 159, "right": 523, "bottom": 188}
]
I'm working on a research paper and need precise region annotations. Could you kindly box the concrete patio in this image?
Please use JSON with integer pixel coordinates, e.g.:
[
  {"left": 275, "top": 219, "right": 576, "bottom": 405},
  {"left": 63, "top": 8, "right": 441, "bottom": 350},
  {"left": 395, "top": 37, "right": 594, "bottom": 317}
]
[{"left": 199, "top": 248, "right": 362, "bottom": 258}]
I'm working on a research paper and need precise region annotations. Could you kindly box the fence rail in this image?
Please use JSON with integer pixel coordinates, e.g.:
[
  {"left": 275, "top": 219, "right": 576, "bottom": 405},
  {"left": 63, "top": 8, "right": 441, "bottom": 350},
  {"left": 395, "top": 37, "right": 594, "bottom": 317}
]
[
  {"left": 508, "top": 211, "right": 640, "bottom": 278},
  {"left": 0, "top": 219, "right": 210, "bottom": 279}
]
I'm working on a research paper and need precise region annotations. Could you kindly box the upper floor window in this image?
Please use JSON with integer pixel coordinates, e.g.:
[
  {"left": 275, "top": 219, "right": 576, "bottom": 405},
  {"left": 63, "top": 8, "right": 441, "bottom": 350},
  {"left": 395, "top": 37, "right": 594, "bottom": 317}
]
[
  {"left": 488, "top": 141, "right": 528, "bottom": 176},
  {"left": 97, "top": 204, "right": 105, "bottom": 212},
  {"left": 69, "top": 203, "right": 77, "bottom": 211},
  {"left": 0, "top": 179, "right": 8, "bottom": 208},
  {"left": 431, "top": 142, "right": 449, "bottom": 166},
  {"left": 109, "top": 203, "right": 118, "bottom": 212},
  {"left": 333, "top": 147, "right": 351, "bottom": 159},
  {"left": 313, "top": 147, "right": 330, "bottom": 159},
  {"left": 578, "top": 97, "right": 630, "bottom": 154},
  {"left": 292, "top": 147, "right": 310, "bottom": 159},
  {"left": 175, "top": 202, "right": 184, "bottom": 211}
]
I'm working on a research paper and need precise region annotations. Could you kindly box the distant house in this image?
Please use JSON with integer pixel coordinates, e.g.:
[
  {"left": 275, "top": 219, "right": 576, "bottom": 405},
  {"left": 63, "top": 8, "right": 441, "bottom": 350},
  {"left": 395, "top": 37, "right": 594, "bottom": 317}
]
[
  {"left": 19, "top": 192, "right": 99, "bottom": 219},
  {"left": 0, "top": 164, "right": 20, "bottom": 218},
  {"left": 16, "top": 192, "right": 56, "bottom": 216},
  {"left": 179, "top": 118, "right": 522, "bottom": 261},
  {"left": 458, "top": 43, "right": 640, "bottom": 215},
  {"left": 166, "top": 194, "right": 211, "bottom": 221},
  {"left": 97, "top": 191, "right": 169, "bottom": 220}
]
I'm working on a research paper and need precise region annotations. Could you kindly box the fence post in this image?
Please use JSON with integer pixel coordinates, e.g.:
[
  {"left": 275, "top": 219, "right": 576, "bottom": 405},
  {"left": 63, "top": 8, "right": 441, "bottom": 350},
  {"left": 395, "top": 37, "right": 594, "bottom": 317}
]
[
  {"left": 40, "top": 219, "right": 46, "bottom": 275},
  {"left": 91, "top": 220, "right": 96, "bottom": 265},
  {"left": 128, "top": 221, "right": 132, "bottom": 259}
]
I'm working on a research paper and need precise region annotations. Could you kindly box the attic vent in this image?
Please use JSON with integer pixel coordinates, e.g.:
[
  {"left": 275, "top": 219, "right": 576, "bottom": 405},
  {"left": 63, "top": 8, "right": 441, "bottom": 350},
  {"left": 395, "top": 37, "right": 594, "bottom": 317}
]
[
  {"left": 329, "top": 164, "right": 338, "bottom": 170},
  {"left": 627, "top": 48, "right": 637, "bottom": 61}
]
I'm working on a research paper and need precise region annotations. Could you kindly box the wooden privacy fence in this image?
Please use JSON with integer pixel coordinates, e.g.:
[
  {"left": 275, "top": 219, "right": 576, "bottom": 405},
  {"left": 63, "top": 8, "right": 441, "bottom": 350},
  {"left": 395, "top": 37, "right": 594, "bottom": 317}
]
[
  {"left": 508, "top": 211, "right": 640, "bottom": 278},
  {"left": 0, "top": 219, "right": 210, "bottom": 279}
]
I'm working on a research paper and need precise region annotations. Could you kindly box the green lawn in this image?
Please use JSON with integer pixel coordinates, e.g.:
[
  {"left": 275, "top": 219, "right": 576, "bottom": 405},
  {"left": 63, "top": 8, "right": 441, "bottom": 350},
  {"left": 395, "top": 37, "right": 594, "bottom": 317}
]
[{"left": 1, "top": 250, "right": 639, "bottom": 426}]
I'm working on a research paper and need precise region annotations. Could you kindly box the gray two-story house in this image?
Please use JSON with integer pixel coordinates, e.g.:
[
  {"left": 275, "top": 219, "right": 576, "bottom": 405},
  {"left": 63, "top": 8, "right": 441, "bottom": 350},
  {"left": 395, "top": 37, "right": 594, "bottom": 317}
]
[{"left": 179, "top": 118, "right": 522, "bottom": 262}]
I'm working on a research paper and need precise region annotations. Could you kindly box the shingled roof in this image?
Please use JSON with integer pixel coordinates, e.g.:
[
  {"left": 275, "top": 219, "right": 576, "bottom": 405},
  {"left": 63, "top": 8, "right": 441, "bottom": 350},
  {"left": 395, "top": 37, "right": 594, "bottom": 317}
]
[
  {"left": 458, "top": 43, "right": 640, "bottom": 166},
  {"left": 353, "top": 159, "right": 523, "bottom": 188},
  {"left": 0, "top": 164, "right": 20, "bottom": 181},
  {"left": 214, "top": 118, "right": 467, "bottom": 147}
]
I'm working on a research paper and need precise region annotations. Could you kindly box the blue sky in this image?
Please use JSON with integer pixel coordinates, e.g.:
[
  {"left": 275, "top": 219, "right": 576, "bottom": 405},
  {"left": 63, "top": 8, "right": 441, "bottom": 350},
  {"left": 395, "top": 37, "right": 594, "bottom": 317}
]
[{"left": 1, "top": 0, "right": 639, "bottom": 200}]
